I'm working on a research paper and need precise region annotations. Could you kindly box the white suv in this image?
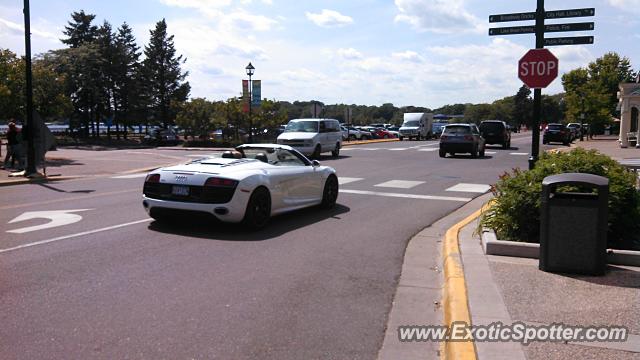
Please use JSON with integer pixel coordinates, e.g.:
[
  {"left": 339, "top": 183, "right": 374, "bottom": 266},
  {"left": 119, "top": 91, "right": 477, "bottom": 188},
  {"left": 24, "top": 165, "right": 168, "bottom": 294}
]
[{"left": 277, "top": 119, "right": 343, "bottom": 158}]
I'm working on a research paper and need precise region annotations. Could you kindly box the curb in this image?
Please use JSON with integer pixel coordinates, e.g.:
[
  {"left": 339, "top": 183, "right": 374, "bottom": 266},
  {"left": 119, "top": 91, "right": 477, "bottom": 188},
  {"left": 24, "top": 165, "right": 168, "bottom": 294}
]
[
  {"left": 0, "top": 175, "right": 82, "bottom": 187},
  {"left": 342, "top": 138, "right": 399, "bottom": 146},
  {"left": 442, "top": 204, "right": 489, "bottom": 360}
]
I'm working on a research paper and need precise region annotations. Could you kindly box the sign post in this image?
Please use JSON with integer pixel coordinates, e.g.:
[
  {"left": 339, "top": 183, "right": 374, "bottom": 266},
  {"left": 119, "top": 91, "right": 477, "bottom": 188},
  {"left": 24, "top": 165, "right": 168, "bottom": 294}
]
[{"left": 489, "top": 2, "right": 595, "bottom": 169}]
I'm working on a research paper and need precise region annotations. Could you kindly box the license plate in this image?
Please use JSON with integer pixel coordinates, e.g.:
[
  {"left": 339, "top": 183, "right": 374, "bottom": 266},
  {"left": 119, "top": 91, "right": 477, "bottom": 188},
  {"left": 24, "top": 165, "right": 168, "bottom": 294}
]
[{"left": 172, "top": 185, "right": 190, "bottom": 196}]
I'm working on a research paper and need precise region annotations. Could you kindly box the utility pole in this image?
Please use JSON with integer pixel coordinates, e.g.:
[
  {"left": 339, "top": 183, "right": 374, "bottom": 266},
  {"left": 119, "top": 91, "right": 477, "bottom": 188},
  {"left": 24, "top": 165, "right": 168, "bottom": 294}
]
[{"left": 23, "top": 0, "right": 37, "bottom": 175}]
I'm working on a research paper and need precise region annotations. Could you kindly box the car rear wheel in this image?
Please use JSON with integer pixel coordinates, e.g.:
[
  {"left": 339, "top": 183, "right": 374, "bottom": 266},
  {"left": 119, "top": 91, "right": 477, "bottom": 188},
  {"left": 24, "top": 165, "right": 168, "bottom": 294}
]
[
  {"left": 479, "top": 146, "right": 485, "bottom": 157},
  {"left": 332, "top": 143, "right": 340, "bottom": 157},
  {"left": 321, "top": 175, "right": 339, "bottom": 209},
  {"left": 349, "top": 134, "right": 356, "bottom": 140},
  {"left": 243, "top": 187, "right": 271, "bottom": 230},
  {"left": 471, "top": 146, "right": 478, "bottom": 158},
  {"left": 502, "top": 141, "right": 509, "bottom": 149},
  {"left": 439, "top": 149, "right": 446, "bottom": 158},
  {"left": 312, "top": 144, "right": 321, "bottom": 159}
]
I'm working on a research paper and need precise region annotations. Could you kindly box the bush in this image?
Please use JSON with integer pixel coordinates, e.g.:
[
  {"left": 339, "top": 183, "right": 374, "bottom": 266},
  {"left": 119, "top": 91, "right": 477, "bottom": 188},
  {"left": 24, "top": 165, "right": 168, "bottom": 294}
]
[{"left": 480, "top": 148, "right": 640, "bottom": 250}]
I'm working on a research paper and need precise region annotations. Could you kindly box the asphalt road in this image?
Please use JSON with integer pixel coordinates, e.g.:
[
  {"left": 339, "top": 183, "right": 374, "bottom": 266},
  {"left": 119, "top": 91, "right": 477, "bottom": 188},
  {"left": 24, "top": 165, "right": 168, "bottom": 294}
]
[{"left": 0, "top": 133, "right": 555, "bottom": 359}]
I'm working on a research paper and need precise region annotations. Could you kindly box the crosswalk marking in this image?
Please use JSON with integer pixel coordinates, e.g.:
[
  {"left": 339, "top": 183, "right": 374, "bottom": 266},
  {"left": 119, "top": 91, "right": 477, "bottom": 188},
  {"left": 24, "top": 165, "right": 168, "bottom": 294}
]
[
  {"left": 418, "top": 148, "right": 438, "bottom": 152},
  {"left": 485, "top": 151, "right": 497, "bottom": 155},
  {"left": 338, "top": 177, "right": 364, "bottom": 185},
  {"left": 339, "top": 189, "right": 471, "bottom": 202},
  {"left": 389, "top": 148, "right": 409, "bottom": 151},
  {"left": 509, "top": 152, "right": 529, "bottom": 156},
  {"left": 446, "top": 183, "right": 491, "bottom": 193},
  {"left": 111, "top": 173, "right": 148, "bottom": 179},
  {"left": 374, "top": 180, "right": 425, "bottom": 189}
]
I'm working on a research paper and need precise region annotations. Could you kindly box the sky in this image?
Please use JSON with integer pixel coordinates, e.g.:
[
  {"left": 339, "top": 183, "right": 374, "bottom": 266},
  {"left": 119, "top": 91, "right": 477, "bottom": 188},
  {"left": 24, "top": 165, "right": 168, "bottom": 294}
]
[{"left": 1, "top": 0, "right": 639, "bottom": 109}]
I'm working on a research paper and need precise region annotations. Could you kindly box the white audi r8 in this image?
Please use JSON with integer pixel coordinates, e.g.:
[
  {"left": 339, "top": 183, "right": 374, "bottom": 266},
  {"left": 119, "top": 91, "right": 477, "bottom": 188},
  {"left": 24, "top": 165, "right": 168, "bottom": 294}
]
[{"left": 142, "top": 144, "right": 339, "bottom": 229}]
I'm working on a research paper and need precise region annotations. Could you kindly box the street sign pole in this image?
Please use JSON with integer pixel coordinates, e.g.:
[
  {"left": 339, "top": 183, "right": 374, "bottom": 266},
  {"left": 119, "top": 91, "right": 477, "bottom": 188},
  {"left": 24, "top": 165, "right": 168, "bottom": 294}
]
[
  {"left": 23, "top": 0, "right": 37, "bottom": 175},
  {"left": 530, "top": 0, "right": 544, "bottom": 170}
]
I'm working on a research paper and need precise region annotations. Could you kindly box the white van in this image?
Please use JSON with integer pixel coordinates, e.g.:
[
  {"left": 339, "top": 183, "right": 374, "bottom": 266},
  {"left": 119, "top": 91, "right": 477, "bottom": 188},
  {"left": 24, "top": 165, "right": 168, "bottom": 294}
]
[
  {"left": 277, "top": 118, "right": 342, "bottom": 158},
  {"left": 399, "top": 113, "right": 434, "bottom": 140}
]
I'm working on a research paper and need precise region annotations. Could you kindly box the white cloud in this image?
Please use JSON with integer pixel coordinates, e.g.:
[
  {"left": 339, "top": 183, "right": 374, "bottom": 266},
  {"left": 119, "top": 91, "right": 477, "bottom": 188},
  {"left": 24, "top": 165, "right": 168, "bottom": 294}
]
[
  {"left": 392, "top": 50, "right": 425, "bottom": 63},
  {"left": 160, "top": 0, "right": 278, "bottom": 31},
  {"left": 394, "top": 0, "right": 482, "bottom": 34},
  {"left": 337, "top": 48, "right": 363, "bottom": 60},
  {"left": 607, "top": 0, "right": 640, "bottom": 13},
  {"left": 0, "top": 17, "right": 58, "bottom": 41},
  {"left": 305, "top": 9, "right": 353, "bottom": 28}
]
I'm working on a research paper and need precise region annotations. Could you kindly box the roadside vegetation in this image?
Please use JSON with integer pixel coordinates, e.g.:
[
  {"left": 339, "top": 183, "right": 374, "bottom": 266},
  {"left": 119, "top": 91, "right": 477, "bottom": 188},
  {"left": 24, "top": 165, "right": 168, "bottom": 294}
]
[{"left": 480, "top": 148, "right": 640, "bottom": 250}]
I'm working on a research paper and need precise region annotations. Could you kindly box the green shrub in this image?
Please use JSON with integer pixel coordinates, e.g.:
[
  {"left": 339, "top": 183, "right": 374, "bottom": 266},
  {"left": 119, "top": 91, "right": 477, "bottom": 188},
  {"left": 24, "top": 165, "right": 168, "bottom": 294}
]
[{"left": 480, "top": 148, "right": 640, "bottom": 250}]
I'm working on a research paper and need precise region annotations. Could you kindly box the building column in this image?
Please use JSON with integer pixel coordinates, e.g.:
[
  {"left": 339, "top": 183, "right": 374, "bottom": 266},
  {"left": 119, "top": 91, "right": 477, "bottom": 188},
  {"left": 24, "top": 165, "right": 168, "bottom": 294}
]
[{"left": 620, "top": 99, "right": 630, "bottom": 147}]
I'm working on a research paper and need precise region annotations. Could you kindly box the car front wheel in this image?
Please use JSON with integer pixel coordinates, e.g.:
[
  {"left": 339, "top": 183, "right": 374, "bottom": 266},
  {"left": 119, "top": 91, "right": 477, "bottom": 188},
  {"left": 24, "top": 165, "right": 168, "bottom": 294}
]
[
  {"left": 312, "top": 144, "right": 321, "bottom": 159},
  {"left": 243, "top": 187, "right": 271, "bottom": 230},
  {"left": 439, "top": 149, "right": 446, "bottom": 158},
  {"left": 332, "top": 143, "right": 340, "bottom": 157},
  {"left": 321, "top": 175, "right": 339, "bottom": 209}
]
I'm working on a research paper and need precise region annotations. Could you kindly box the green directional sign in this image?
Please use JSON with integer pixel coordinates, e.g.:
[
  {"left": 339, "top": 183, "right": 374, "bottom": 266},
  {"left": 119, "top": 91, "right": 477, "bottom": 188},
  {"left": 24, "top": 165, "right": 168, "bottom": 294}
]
[
  {"left": 489, "top": 25, "right": 534, "bottom": 36},
  {"left": 545, "top": 8, "right": 595, "bottom": 19},
  {"left": 489, "top": 22, "right": 595, "bottom": 36},
  {"left": 544, "top": 36, "right": 594, "bottom": 46},
  {"left": 489, "top": 12, "right": 535, "bottom": 23},
  {"left": 489, "top": 8, "right": 595, "bottom": 23},
  {"left": 544, "top": 22, "right": 594, "bottom": 33}
]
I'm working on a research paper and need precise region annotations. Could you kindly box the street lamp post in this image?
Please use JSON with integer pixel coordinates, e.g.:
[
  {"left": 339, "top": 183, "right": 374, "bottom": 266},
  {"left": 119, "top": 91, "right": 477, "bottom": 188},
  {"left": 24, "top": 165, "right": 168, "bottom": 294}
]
[{"left": 245, "top": 62, "right": 255, "bottom": 143}]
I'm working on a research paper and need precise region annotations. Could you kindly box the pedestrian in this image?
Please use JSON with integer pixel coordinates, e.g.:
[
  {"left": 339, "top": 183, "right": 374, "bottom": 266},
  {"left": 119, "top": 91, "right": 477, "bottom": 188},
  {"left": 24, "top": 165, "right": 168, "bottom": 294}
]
[{"left": 2, "top": 122, "right": 21, "bottom": 169}]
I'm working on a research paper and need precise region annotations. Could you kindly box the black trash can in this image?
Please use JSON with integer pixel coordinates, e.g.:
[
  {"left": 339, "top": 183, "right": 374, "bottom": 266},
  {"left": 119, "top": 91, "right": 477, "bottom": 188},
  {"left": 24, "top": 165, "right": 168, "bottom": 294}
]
[{"left": 539, "top": 173, "right": 609, "bottom": 275}]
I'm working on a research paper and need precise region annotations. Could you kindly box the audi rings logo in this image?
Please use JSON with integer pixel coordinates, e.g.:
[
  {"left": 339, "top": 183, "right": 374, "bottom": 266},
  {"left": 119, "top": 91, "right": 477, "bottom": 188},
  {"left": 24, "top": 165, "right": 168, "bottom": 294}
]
[{"left": 174, "top": 175, "right": 188, "bottom": 182}]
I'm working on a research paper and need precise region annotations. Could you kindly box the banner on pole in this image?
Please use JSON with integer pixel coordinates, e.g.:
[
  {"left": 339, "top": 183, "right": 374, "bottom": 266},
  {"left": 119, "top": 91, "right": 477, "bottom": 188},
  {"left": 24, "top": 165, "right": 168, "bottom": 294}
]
[
  {"left": 242, "top": 80, "right": 249, "bottom": 113},
  {"left": 252, "top": 80, "right": 261, "bottom": 107}
]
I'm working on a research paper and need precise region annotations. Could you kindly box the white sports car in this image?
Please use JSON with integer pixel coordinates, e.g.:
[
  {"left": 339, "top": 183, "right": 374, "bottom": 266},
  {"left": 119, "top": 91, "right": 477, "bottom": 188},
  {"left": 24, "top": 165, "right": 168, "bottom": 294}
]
[{"left": 142, "top": 144, "right": 339, "bottom": 229}]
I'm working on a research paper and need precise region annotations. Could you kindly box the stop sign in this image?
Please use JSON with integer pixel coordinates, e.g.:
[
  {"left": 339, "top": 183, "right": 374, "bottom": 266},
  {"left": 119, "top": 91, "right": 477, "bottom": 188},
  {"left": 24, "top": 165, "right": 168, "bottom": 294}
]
[{"left": 518, "top": 49, "right": 559, "bottom": 89}]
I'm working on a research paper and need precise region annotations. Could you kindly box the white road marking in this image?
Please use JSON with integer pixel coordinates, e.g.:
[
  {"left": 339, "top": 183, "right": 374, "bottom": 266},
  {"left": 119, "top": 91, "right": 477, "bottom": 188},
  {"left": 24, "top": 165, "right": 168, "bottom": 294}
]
[
  {"left": 185, "top": 154, "right": 214, "bottom": 158},
  {"left": 111, "top": 173, "right": 148, "bottom": 179},
  {"left": 485, "top": 151, "right": 497, "bottom": 155},
  {"left": 339, "top": 189, "right": 471, "bottom": 202},
  {"left": 357, "top": 148, "right": 381, "bottom": 151},
  {"left": 339, "top": 148, "right": 355, "bottom": 151},
  {"left": 418, "top": 148, "right": 438, "bottom": 152},
  {"left": 7, "top": 209, "right": 93, "bottom": 234},
  {"left": 0, "top": 219, "right": 153, "bottom": 254},
  {"left": 389, "top": 148, "right": 409, "bottom": 151},
  {"left": 510, "top": 152, "right": 529, "bottom": 156},
  {"left": 338, "top": 177, "right": 364, "bottom": 185},
  {"left": 446, "top": 183, "right": 491, "bottom": 193},
  {"left": 374, "top": 180, "right": 426, "bottom": 189}
]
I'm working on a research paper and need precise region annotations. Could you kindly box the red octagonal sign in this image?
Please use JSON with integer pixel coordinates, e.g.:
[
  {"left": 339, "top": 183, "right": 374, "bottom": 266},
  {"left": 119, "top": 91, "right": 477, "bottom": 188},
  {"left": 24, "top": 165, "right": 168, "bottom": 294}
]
[{"left": 518, "top": 49, "right": 559, "bottom": 89}]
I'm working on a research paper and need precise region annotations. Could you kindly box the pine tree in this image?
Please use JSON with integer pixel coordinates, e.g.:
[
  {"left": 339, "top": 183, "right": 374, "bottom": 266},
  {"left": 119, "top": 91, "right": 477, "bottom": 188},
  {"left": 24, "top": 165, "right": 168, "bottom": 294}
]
[
  {"left": 61, "top": 10, "right": 98, "bottom": 48},
  {"left": 95, "top": 21, "right": 116, "bottom": 138},
  {"left": 113, "top": 22, "right": 142, "bottom": 139},
  {"left": 141, "top": 19, "right": 190, "bottom": 128}
]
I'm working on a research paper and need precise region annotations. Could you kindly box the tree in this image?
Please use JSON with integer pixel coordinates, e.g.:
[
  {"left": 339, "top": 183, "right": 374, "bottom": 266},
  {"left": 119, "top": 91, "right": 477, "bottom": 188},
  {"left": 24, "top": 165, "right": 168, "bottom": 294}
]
[
  {"left": 112, "top": 22, "right": 143, "bottom": 139},
  {"left": 587, "top": 52, "right": 635, "bottom": 114},
  {"left": 175, "top": 98, "right": 217, "bottom": 139},
  {"left": 141, "top": 19, "right": 190, "bottom": 128},
  {"left": 512, "top": 85, "right": 532, "bottom": 128},
  {"left": 61, "top": 10, "right": 98, "bottom": 48},
  {"left": 0, "top": 49, "right": 24, "bottom": 120}
]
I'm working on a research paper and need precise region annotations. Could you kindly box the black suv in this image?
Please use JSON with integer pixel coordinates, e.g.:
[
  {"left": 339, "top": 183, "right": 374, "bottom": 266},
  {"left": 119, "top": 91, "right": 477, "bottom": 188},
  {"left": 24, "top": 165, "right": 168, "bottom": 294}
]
[{"left": 479, "top": 120, "right": 511, "bottom": 149}]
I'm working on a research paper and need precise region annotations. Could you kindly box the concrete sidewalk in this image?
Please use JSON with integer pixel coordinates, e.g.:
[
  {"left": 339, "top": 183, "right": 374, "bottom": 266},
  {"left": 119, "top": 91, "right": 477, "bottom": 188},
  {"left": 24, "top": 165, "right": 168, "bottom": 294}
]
[{"left": 458, "top": 218, "right": 640, "bottom": 359}]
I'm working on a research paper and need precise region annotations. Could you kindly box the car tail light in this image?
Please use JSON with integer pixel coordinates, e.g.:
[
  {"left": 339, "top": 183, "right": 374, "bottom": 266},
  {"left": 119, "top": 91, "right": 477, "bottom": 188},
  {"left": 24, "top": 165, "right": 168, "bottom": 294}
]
[
  {"left": 205, "top": 177, "right": 238, "bottom": 188},
  {"left": 145, "top": 174, "right": 160, "bottom": 183},
  {"left": 464, "top": 135, "right": 473, "bottom": 141}
]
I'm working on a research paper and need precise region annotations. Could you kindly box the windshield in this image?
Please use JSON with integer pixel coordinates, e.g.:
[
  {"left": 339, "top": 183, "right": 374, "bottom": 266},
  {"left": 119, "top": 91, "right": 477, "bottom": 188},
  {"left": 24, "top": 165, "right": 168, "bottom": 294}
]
[
  {"left": 444, "top": 126, "right": 471, "bottom": 134},
  {"left": 547, "top": 124, "right": 565, "bottom": 130},
  {"left": 284, "top": 121, "right": 319, "bottom": 133},
  {"left": 480, "top": 122, "right": 503, "bottom": 131},
  {"left": 402, "top": 120, "right": 420, "bottom": 127}
]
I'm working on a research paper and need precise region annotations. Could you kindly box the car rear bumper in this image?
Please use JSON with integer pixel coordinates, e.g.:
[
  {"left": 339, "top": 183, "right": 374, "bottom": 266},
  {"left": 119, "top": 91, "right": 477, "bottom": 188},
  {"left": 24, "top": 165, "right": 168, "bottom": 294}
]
[
  {"left": 142, "top": 193, "right": 248, "bottom": 223},
  {"left": 483, "top": 136, "right": 506, "bottom": 144},
  {"left": 440, "top": 143, "right": 475, "bottom": 153}
]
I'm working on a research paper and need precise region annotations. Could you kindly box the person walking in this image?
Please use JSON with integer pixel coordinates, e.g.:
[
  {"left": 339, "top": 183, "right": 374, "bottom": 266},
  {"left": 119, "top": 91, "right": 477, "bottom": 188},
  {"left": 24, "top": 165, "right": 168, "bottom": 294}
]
[{"left": 2, "top": 122, "right": 21, "bottom": 169}]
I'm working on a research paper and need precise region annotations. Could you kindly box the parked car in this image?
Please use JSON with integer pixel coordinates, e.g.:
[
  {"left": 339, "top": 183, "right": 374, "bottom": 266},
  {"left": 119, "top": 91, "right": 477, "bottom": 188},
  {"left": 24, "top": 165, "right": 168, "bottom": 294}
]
[
  {"left": 344, "top": 126, "right": 370, "bottom": 140},
  {"left": 143, "top": 128, "right": 180, "bottom": 146},
  {"left": 479, "top": 120, "right": 511, "bottom": 149},
  {"left": 370, "top": 127, "right": 395, "bottom": 139},
  {"left": 542, "top": 123, "right": 571, "bottom": 145},
  {"left": 386, "top": 126, "right": 403, "bottom": 140},
  {"left": 142, "top": 144, "right": 338, "bottom": 229},
  {"left": 567, "top": 123, "right": 582, "bottom": 139},
  {"left": 439, "top": 124, "right": 485, "bottom": 158},
  {"left": 277, "top": 118, "right": 342, "bottom": 158},
  {"left": 432, "top": 122, "right": 448, "bottom": 138},
  {"left": 340, "top": 126, "right": 349, "bottom": 141}
]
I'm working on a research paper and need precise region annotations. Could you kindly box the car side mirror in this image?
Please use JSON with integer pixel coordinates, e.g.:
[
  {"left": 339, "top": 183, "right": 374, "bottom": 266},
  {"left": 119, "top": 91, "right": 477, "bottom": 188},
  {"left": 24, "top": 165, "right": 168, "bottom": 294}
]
[{"left": 311, "top": 160, "right": 320, "bottom": 167}]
